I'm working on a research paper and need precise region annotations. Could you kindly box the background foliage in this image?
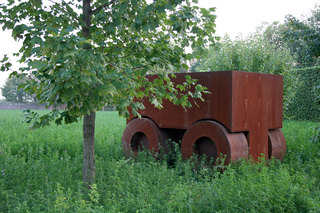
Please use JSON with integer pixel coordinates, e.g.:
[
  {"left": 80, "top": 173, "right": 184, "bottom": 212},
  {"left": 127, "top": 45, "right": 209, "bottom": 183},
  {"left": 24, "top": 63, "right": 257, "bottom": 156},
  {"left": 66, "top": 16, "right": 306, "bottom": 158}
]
[
  {"left": 283, "top": 4, "right": 320, "bottom": 67},
  {"left": 284, "top": 67, "right": 320, "bottom": 121},
  {"left": 195, "top": 33, "right": 294, "bottom": 75},
  {"left": 1, "top": 76, "right": 35, "bottom": 103},
  {"left": 259, "top": 4, "right": 320, "bottom": 68}
]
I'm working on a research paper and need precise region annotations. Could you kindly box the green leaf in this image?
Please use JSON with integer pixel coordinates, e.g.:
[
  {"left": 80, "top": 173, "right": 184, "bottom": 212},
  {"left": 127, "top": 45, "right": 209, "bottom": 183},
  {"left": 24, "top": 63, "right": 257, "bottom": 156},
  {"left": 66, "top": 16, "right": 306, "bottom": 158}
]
[
  {"left": 81, "top": 39, "right": 92, "bottom": 44},
  {"left": 165, "top": 3, "right": 173, "bottom": 10},
  {"left": 151, "top": 98, "right": 162, "bottom": 109},
  {"left": 182, "top": 63, "right": 189, "bottom": 70},
  {"left": 209, "top": 7, "right": 216, "bottom": 12},
  {"left": 63, "top": 49, "right": 77, "bottom": 58},
  {"left": 17, "top": 83, "right": 27, "bottom": 90},
  {"left": 113, "top": 17, "right": 121, "bottom": 26},
  {"left": 65, "top": 25, "right": 73, "bottom": 32},
  {"left": 80, "top": 75, "right": 92, "bottom": 85},
  {"left": 142, "top": 24, "right": 150, "bottom": 32},
  {"left": 119, "top": 2, "right": 128, "bottom": 12},
  {"left": 105, "top": 85, "right": 117, "bottom": 96},
  {"left": 65, "top": 88, "right": 78, "bottom": 98},
  {"left": 176, "top": 84, "right": 185, "bottom": 92},
  {"left": 119, "top": 99, "right": 130, "bottom": 108},
  {"left": 136, "top": 90, "right": 144, "bottom": 98},
  {"left": 156, "top": 6, "right": 166, "bottom": 14},
  {"left": 80, "top": 105, "right": 89, "bottom": 115},
  {"left": 64, "top": 81, "right": 73, "bottom": 88}
]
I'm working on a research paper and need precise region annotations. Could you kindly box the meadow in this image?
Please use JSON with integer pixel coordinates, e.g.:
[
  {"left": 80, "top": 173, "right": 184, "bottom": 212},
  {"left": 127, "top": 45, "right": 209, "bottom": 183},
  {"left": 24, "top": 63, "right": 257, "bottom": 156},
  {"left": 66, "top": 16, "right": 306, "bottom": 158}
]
[{"left": 0, "top": 110, "right": 320, "bottom": 212}]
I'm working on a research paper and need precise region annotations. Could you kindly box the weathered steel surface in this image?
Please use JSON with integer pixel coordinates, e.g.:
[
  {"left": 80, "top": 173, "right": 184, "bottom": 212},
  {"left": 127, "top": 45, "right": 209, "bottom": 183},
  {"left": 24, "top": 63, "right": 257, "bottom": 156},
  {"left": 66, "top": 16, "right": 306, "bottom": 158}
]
[
  {"left": 122, "top": 117, "right": 176, "bottom": 155},
  {"left": 125, "top": 70, "right": 286, "bottom": 161},
  {"left": 122, "top": 118, "right": 160, "bottom": 155},
  {"left": 181, "top": 120, "right": 249, "bottom": 164},
  {"left": 268, "top": 129, "right": 287, "bottom": 161}
]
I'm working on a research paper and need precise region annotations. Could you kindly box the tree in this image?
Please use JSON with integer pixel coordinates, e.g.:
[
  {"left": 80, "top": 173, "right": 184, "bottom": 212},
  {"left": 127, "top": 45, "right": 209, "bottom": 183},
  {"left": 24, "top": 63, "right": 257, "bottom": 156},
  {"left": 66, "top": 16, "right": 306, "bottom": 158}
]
[
  {"left": 1, "top": 76, "right": 34, "bottom": 103},
  {"left": 189, "top": 59, "right": 201, "bottom": 72},
  {"left": 0, "top": 0, "right": 216, "bottom": 187},
  {"left": 259, "top": 21, "right": 289, "bottom": 49},
  {"left": 261, "top": 4, "right": 320, "bottom": 67},
  {"left": 284, "top": 6, "right": 320, "bottom": 67},
  {"left": 252, "top": 4, "right": 320, "bottom": 68}
]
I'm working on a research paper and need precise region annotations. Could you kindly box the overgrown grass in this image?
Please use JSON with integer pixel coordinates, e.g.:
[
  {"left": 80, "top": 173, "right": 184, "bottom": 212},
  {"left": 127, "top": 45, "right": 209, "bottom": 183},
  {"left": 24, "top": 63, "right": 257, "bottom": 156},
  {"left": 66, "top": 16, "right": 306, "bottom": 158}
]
[{"left": 0, "top": 110, "right": 320, "bottom": 212}]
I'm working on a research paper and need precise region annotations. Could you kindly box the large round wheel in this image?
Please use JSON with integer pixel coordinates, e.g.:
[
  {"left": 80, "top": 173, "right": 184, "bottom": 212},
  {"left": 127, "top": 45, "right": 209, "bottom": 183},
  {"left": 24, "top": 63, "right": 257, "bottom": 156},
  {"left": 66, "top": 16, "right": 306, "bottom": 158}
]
[
  {"left": 122, "top": 118, "right": 171, "bottom": 156},
  {"left": 181, "top": 120, "right": 248, "bottom": 164},
  {"left": 268, "top": 129, "right": 286, "bottom": 161}
]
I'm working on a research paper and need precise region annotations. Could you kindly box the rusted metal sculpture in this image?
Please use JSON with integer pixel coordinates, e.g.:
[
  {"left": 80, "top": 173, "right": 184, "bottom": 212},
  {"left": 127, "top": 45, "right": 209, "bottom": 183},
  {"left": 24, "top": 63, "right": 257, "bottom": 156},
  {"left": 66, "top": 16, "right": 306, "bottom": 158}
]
[{"left": 122, "top": 71, "right": 286, "bottom": 164}]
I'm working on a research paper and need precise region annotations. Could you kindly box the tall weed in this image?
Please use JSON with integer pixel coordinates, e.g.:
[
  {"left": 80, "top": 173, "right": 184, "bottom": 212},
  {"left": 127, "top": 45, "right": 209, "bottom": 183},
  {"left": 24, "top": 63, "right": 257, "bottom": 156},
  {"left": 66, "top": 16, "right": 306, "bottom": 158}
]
[{"left": 0, "top": 111, "right": 320, "bottom": 212}]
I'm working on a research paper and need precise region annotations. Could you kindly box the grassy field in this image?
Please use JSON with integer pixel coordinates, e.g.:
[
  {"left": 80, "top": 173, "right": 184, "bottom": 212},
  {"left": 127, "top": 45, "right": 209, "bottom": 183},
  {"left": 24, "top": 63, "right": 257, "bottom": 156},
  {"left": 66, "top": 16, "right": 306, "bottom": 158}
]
[{"left": 0, "top": 110, "right": 320, "bottom": 212}]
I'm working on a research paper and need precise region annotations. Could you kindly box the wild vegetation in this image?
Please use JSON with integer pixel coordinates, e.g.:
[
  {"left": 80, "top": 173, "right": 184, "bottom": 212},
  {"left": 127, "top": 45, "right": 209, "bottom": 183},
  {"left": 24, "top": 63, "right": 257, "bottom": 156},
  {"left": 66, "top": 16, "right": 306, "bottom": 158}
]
[
  {"left": 0, "top": 2, "right": 319, "bottom": 212},
  {"left": 1, "top": 110, "right": 320, "bottom": 212}
]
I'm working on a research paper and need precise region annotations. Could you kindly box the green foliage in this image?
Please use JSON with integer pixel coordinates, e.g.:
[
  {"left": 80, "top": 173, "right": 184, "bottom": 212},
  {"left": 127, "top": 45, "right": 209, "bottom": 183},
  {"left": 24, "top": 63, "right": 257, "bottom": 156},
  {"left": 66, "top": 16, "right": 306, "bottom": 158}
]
[
  {"left": 0, "top": 76, "right": 34, "bottom": 103},
  {"left": 310, "top": 127, "right": 320, "bottom": 144},
  {"left": 260, "top": 21, "right": 289, "bottom": 49},
  {"left": 284, "top": 67, "right": 320, "bottom": 121},
  {"left": 189, "top": 59, "right": 201, "bottom": 72},
  {"left": 196, "top": 33, "right": 295, "bottom": 76},
  {"left": 284, "top": 4, "right": 320, "bottom": 67},
  {"left": 0, "top": 0, "right": 217, "bottom": 126},
  {"left": 256, "top": 4, "right": 320, "bottom": 68},
  {"left": 1, "top": 111, "right": 320, "bottom": 212}
]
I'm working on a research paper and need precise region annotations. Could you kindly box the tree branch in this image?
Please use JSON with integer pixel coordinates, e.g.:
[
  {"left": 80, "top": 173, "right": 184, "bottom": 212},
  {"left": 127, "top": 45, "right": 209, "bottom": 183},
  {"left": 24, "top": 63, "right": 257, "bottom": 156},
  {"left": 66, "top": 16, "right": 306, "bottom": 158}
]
[
  {"left": 132, "top": 65, "right": 148, "bottom": 70},
  {"left": 90, "top": 0, "right": 117, "bottom": 15}
]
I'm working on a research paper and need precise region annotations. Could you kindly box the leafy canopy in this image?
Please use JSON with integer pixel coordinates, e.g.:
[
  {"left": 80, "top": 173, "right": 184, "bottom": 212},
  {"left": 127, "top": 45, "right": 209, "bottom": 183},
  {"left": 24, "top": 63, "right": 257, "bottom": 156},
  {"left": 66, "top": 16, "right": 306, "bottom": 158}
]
[{"left": 0, "top": 0, "right": 216, "bottom": 127}]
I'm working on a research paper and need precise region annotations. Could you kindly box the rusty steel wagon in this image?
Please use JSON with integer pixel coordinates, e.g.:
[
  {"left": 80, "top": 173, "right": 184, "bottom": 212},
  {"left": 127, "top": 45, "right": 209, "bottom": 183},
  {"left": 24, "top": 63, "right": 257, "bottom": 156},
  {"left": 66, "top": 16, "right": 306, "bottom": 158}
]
[{"left": 122, "top": 71, "right": 286, "bottom": 164}]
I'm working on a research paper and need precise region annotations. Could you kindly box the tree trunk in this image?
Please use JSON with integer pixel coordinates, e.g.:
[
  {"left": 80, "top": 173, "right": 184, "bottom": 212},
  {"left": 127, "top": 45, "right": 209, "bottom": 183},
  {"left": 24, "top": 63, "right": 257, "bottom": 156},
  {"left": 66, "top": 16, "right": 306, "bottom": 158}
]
[
  {"left": 82, "top": 0, "right": 95, "bottom": 188},
  {"left": 83, "top": 111, "right": 96, "bottom": 187},
  {"left": 17, "top": 91, "right": 23, "bottom": 103}
]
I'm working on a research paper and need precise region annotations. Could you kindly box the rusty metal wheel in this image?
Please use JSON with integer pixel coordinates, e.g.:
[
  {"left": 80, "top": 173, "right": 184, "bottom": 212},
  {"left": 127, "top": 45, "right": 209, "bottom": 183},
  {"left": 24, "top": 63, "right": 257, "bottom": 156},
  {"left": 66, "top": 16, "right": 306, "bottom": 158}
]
[
  {"left": 122, "top": 118, "right": 171, "bottom": 156},
  {"left": 268, "top": 129, "right": 286, "bottom": 161},
  {"left": 181, "top": 120, "right": 248, "bottom": 164}
]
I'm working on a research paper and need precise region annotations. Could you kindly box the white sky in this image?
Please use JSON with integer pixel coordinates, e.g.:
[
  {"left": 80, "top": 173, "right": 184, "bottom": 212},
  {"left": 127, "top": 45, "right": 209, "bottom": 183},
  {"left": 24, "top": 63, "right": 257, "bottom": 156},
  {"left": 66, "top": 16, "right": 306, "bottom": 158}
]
[{"left": 0, "top": 0, "right": 319, "bottom": 99}]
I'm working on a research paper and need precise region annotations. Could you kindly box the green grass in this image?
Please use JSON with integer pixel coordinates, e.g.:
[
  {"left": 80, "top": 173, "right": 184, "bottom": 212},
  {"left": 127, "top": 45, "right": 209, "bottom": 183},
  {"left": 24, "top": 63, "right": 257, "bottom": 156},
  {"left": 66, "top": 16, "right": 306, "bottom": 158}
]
[{"left": 0, "top": 110, "right": 320, "bottom": 212}]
